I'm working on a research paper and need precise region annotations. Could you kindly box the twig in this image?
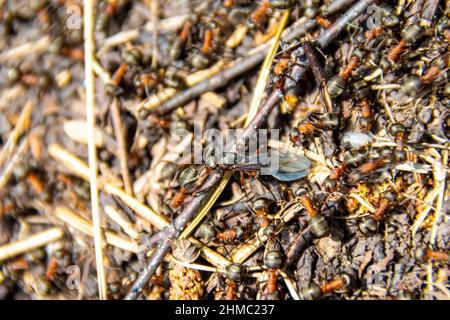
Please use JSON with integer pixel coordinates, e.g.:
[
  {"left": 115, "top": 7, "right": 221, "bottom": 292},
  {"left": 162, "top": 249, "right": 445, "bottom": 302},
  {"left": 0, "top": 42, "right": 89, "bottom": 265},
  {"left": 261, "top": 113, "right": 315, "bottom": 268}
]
[
  {"left": 84, "top": 0, "right": 107, "bottom": 300},
  {"left": 380, "top": 82, "right": 396, "bottom": 124},
  {"left": 144, "top": 12, "right": 293, "bottom": 246},
  {"left": 0, "top": 137, "right": 29, "bottom": 190},
  {"left": 0, "top": 36, "right": 50, "bottom": 63},
  {"left": 429, "top": 148, "right": 448, "bottom": 244},
  {"left": 104, "top": 205, "right": 139, "bottom": 240},
  {"left": 0, "top": 100, "right": 33, "bottom": 168},
  {"left": 109, "top": 98, "right": 133, "bottom": 195},
  {"left": 348, "top": 192, "right": 377, "bottom": 213},
  {"left": 420, "top": 0, "right": 440, "bottom": 27},
  {"left": 407, "top": 0, "right": 425, "bottom": 26},
  {"left": 285, "top": 0, "right": 375, "bottom": 93},
  {"left": 142, "top": 172, "right": 223, "bottom": 247},
  {"left": 54, "top": 206, "right": 139, "bottom": 253},
  {"left": 246, "top": 9, "right": 291, "bottom": 126},
  {"left": 0, "top": 85, "right": 26, "bottom": 111},
  {"left": 229, "top": 0, "right": 376, "bottom": 267},
  {"left": 169, "top": 255, "right": 219, "bottom": 273},
  {"left": 231, "top": 201, "right": 303, "bottom": 264},
  {"left": 411, "top": 187, "right": 439, "bottom": 236},
  {"left": 425, "top": 147, "right": 448, "bottom": 293},
  {"left": 371, "top": 84, "right": 402, "bottom": 90},
  {"left": 284, "top": 227, "right": 313, "bottom": 268},
  {"left": 124, "top": 239, "right": 171, "bottom": 300},
  {"left": 320, "top": 0, "right": 356, "bottom": 17},
  {"left": 49, "top": 144, "right": 167, "bottom": 228},
  {"left": 97, "top": 15, "right": 188, "bottom": 56},
  {"left": 0, "top": 227, "right": 64, "bottom": 262},
  {"left": 279, "top": 270, "right": 301, "bottom": 300},
  {"left": 149, "top": 0, "right": 160, "bottom": 69},
  {"left": 178, "top": 172, "right": 232, "bottom": 240},
  {"left": 303, "top": 40, "right": 333, "bottom": 113}
]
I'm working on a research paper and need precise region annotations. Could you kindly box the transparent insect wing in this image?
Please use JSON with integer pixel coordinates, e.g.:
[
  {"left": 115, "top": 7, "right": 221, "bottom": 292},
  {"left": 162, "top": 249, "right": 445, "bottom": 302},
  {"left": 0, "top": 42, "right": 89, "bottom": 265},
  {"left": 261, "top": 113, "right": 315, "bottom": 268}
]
[
  {"left": 342, "top": 131, "right": 373, "bottom": 149},
  {"left": 246, "top": 152, "right": 263, "bottom": 166},
  {"left": 264, "top": 150, "right": 311, "bottom": 181}
]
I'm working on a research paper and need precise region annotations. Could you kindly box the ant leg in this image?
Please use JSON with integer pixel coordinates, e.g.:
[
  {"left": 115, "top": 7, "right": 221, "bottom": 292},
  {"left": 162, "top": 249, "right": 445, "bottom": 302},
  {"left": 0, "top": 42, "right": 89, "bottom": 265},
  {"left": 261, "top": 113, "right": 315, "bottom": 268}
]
[
  {"left": 144, "top": 85, "right": 151, "bottom": 98},
  {"left": 170, "top": 208, "right": 179, "bottom": 232},
  {"left": 258, "top": 178, "right": 278, "bottom": 201}
]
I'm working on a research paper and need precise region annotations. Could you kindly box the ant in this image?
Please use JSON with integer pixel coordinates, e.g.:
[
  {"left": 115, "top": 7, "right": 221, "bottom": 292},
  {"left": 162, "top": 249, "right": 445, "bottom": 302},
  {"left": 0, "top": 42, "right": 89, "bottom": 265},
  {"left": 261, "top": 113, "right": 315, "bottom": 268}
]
[
  {"left": 289, "top": 112, "right": 339, "bottom": 146},
  {"left": 300, "top": 273, "right": 351, "bottom": 300},
  {"left": 358, "top": 190, "right": 397, "bottom": 236},
  {"left": 346, "top": 150, "right": 394, "bottom": 185},
  {"left": 294, "top": 187, "right": 329, "bottom": 238}
]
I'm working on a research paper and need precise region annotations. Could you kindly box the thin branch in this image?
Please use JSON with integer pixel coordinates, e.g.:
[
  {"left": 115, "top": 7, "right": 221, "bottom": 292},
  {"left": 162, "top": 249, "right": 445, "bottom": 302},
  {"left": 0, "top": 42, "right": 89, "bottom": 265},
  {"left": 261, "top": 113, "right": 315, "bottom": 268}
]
[
  {"left": 124, "top": 239, "right": 171, "bottom": 300},
  {"left": 0, "top": 227, "right": 64, "bottom": 262},
  {"left": 303, "top": 40, "right": 333, "bottom": 113},
  {"left": 320, "top": 0, "right": 356, "bottom": 17},
  {"left": 149, "top": 0, "right": 160, "bottom": 69},
  {"left": 246, "top": 9, "right": 291, "bottom": 126},
  {"left": 54, "top": 205, "right": 139, "bottom": 253},
  {"left": 0, "top": 100, "right": 33, "bottom": 168},
  {"left": 0, "top": 36, "right": 50, "bottom": 63},
  {"left": 0, "top": 137, "right": 29, "bottom": 190},
  {"left": 109, "top": 98, "right": 133, "bottom": 195},
  {"left": 83, "top": 0, "right": 107, "bottom": 300}
]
